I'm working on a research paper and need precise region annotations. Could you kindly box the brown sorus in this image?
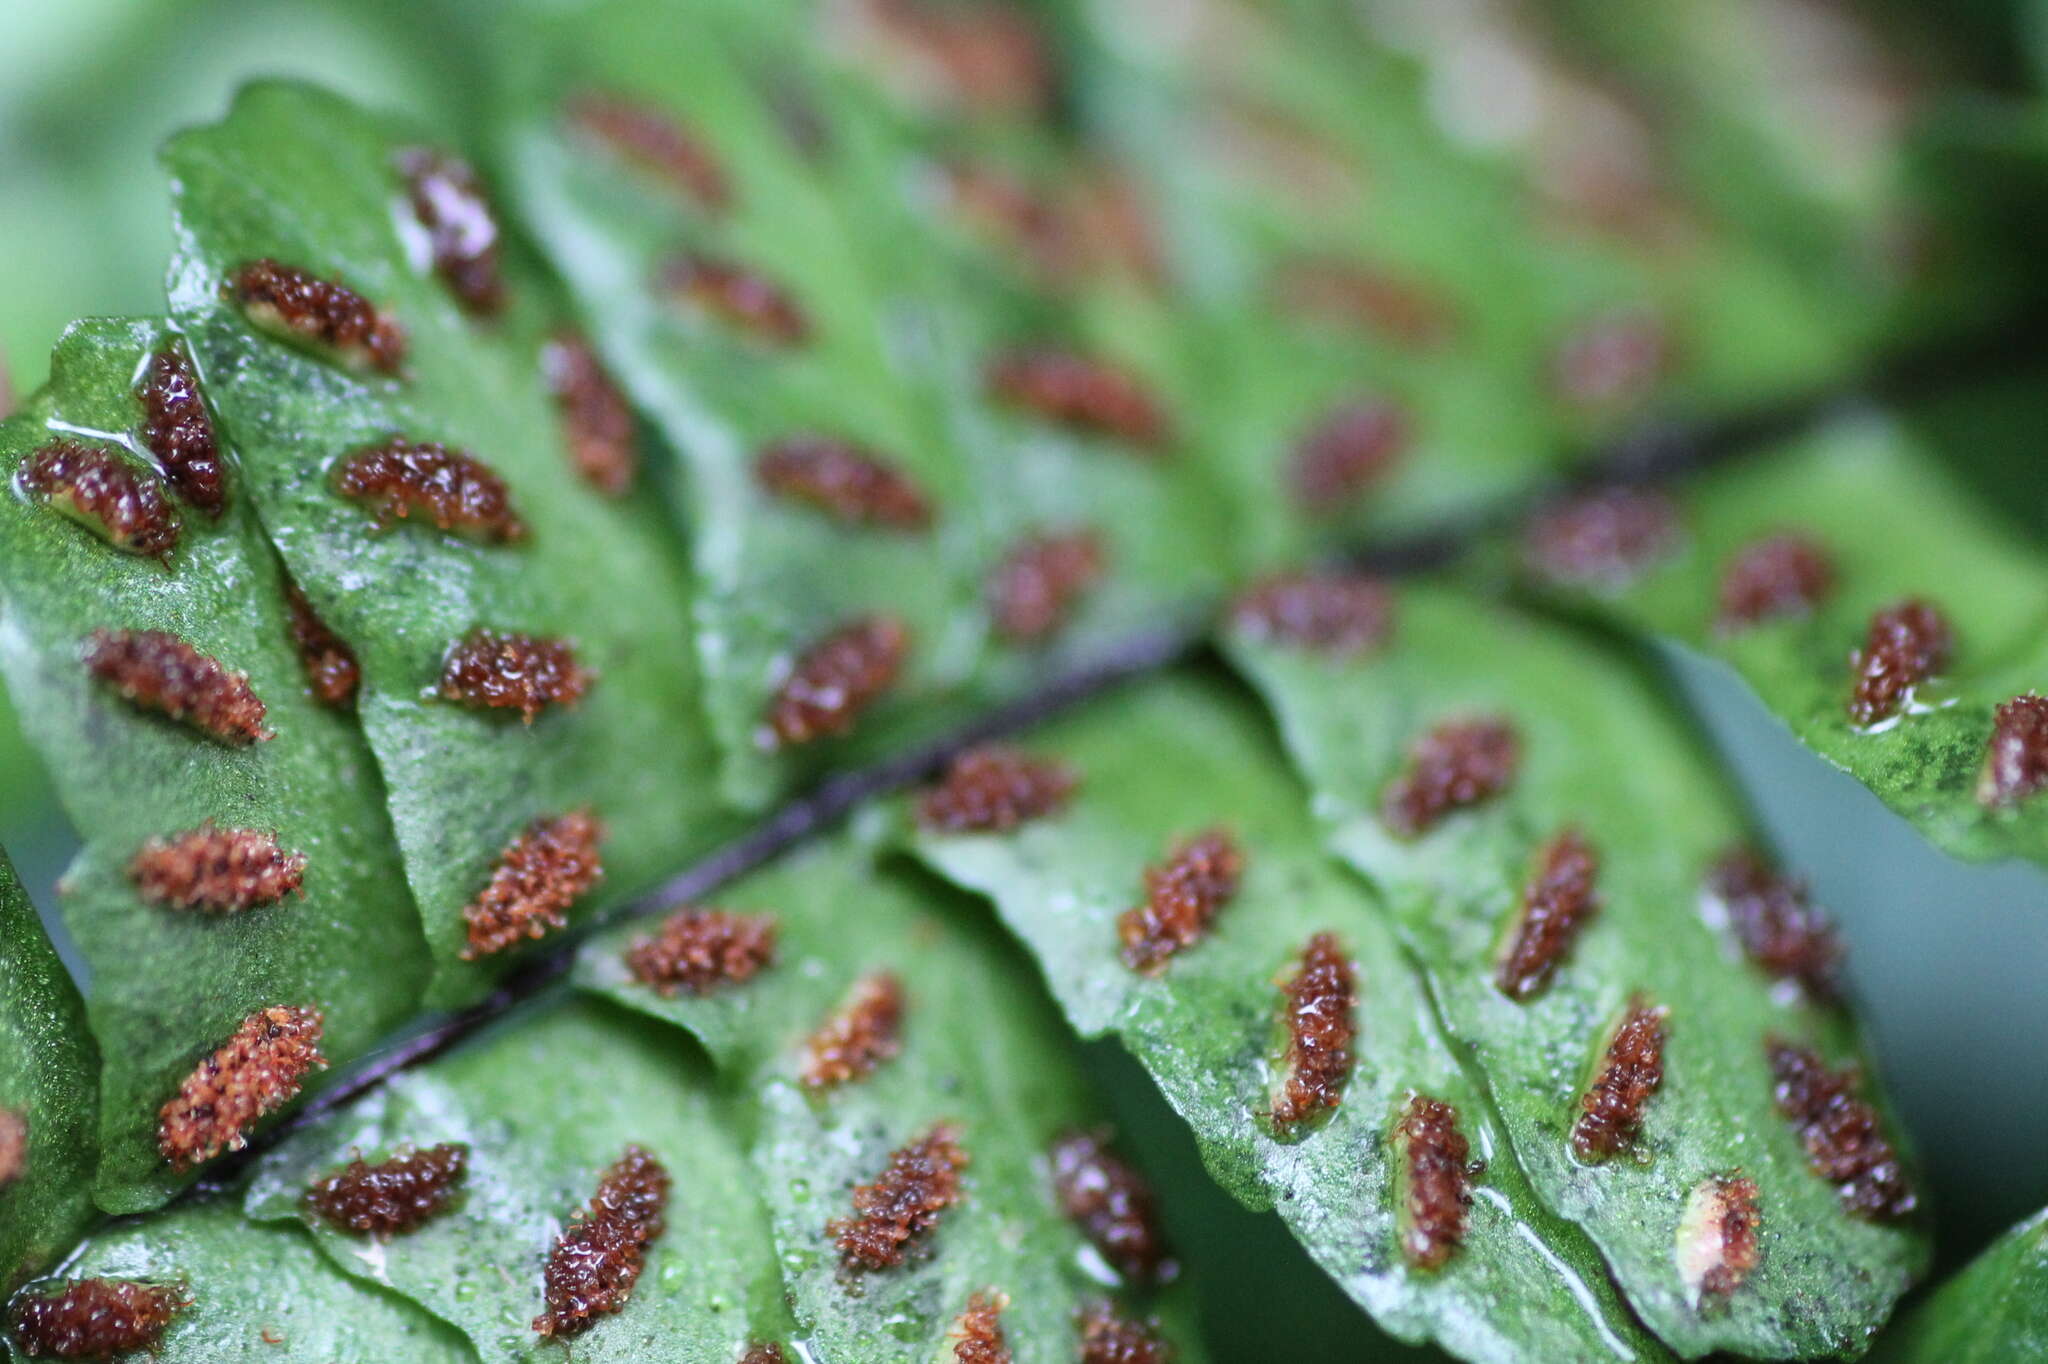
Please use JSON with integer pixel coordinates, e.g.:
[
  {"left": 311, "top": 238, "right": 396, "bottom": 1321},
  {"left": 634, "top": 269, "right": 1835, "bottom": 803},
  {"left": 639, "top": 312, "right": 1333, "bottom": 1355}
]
[
  {"left": 1290, "top": 400, "right": 1409, "bottom": 513},
  {"left": 138, "top": 345, "right": 225, "bottom": 517},
  {"left": 1706, "top": 849, "right": 1843, "bottom": 1001},
  {"left": 841, "top": 0, "right": 1054, "bottom": 118},
  {"left": 566, "top": 91, "right": 731, "bottom": 213},
  {"left": 534, "top": 1146, "right": 671, "bottom": 1337},
  {"left": 740, "top": 1347, "right": 790, "bottom": 1364},
  {"left": 158, "top": 1005, "right": 326, "bottom": 1169},
  {"left": 760, "top": 614, "right": 909, "bottom": 749},
  {"left": 18, "top": 440, "right": 180, "bottom": 562},
  {"left": 129, "top": 822, "right": 306, "bottom": 914},
  {"left": 1766, "top": 1039, "right": 1916, "bottom": 1220},
  {"left": 1677, "top": 1173, "right": 1762, "bottom": 1305},
  {"left": 437, "top": 629, "right": 593, "bottom": 724},
  {"left": 1394, "top": 1094, "right": 1479, "bottom": 1270},
  {"left": 1380, "top": 717, "right": 1519, "bottom": 838},
  {"left": 1716, "top": 533, "right": 1836, "bottom": 630},
  {"left": 951, "top": 1290, "right": 1011, "bottom": 1364},
  {"left": 1228, "top": 572, "right": 1393, "bottom": 656},
  {"left": 1496, "top": 829, "right": 1601, "bottom": 1001},
  {"left": 1272, "top": 933, "right": 1357, "bottom": 1128},
  {"left": 10, "top": 1280, "right": 188, "bottom": 1358},
  {"left": 940, "top": 159, "right": 1074, "bottom": 281},
  {"left": 229, "top": 258, "right": 406, "bottom": 373},
  {"left": 305, "top": 1143, "right": 468, "bottom": 1235},
  {"left": 915, "top": 744, "right": 1077, "bottom": 833},
  {"left": 1848, "top": 599, "right": 1952, "bottom": 725},
  {"left": 1981, "top": 693, "right": 2048, "bottom": 807},
  {"left": 1553, "top": 308, "right": 1671, "bottom": 408},
  {"left": 1050, "top": 1131, "right": 1175, "bottom": 1286},
  {"left": 985, "top": 348, "right": 1170, "bottom": 451},
  {"left": 658, "top": 253, "right": 809, "bottom": 346},
  {"left": 396, "top": 147, "right": 505, "bottom": 316},
  {"left": 1572, "top": 997, "right": 1669, "bottom": 1161},
  {"left": 987, "top": 529, "right": 1105, "bottom": 643},
  {"left": 1270, "top": 256, "right": 1456, "bottom": 349},
  {"left": 828, "top": 1123, "right": 969, "bottom": 1271},
  {"left": 1522, "top": 486, "right": 1679, "bottom": 590},
  {"left": 334, "top": 437, "right": 526, "bottom": 543},
  {"left": 459, "top": 811, "right": 605, "bottom": 959},
  {"left": 802, "top": 972, "right": 904, "bottom": 1089},
  {"left": 756, "top": 435, "right": 933, "bottom": 530},
  {"left": 84, "top": 628, "right": 272, "bottom": 744},
  {"left": 1078, "top": 1299, "right": 1173, "bottom": 1364},
  {"left": 625, "top": 908, "right": 778, "bottom": 997},
  {"left": 283, "top": 579, "right": 359, "bottom": 708},
  {"left": 1117, "top": 830, "right": 1244, "bottom": 974},
  {"left": 541, "top": 330, "right": 638, "bottom": 496},
  {"left": 0, "top": 1107, "right": 25, "bottom": 1187}
]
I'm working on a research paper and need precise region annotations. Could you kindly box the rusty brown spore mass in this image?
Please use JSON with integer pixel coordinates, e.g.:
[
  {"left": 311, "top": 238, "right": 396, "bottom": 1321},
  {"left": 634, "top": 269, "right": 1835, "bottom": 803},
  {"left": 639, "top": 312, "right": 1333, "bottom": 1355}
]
[
  {"left": 0, "top": 1107, "right": 26, "bottom": 1187},
  {"left": 1848, "top": 599, "right": 1951, "bottom": 726},
  {"left": 915, "top": 744, "right": 1077, "bottom": 833},
  {"left": 158, "top": 1005, "right": 326, "bottom": 1169},
  {"left": 542, "top": 329, "right": 639, "bottom": 496},
  {"left": 567, "top": 90, "right": 731, "bottom": 213},
  {"left": 1682, "top": 1173, "right": 1762, "bottom": 1304},
  {"left": 1716, "top": 532, "right": 1835, "bottom": 631},
  {"left": 1982, "top": 693, "right": 2048, "bottom": 808},
  {"left": 1706, "top": 848, "right": 1843, "bottom": 1001},
  {"left": 1229, "top": 571, "right": 1392, "bottom": 656},
  {"left": 1766, "top": 1039, "right": 1916, "bottom": 1220},
  {"left": 129, "top": 822, "right": 306, "bottom": 914},
  {"left": 305, "top": 1143, "right": 468, "bottom": 1235},
  {"left": 283, "top": 579, "right": 359, "bottom": 708},
  {"left": 1050, "top": 1130, "right": 1175, "bottom": 1286},
  {"left": 459, "top": 811, "right": 605, "bottom": 959},
  {"left": 950, "top": 1289, "right": 1012, "bottom": 1364},
  {"left": 659, "top": 253, "right": 809, "bottom": 346},
  {"left": 985, "top": 347, "right": 1170, "bottom": 451},
  {"left": 828, "top": 1123, "right": 969, "bottom": 1272},
  {"left": 1522, "top": 485, "right": 1679, "bottom": 591},
  {"left": 230, "top": 258, "right": 406, "bottom": 373},
  {"left": 1117, "top": 829, "right": 1243, "bottom": 974},
  {"left": 396, "top": 147, "right": 505, "bottom": 316},
  {"left": 1496, "top": 829, "right": 1600, "bottom": 1001},
  {"left": 1380, "top": 717, "right": 1518, "bottom": 838},
  {"left": 625, "top": 908, "right": 778, "bottom": 997},
  {"left": 84, "top": 628, "right": 271, "bottom": 744},
  {"left": 987, "top": 529, "right": 1105, "bottom": 643},
  {"left": 1572, "top": 997, "right": 1669, "bottom": 1161},
  {"left": 437, "top": 629, "right": 593, "bottom": 724},
  {"left": 138, "top": 345, "right": 225, "bottom": 517},
  {"left": 1271, "top": 932, "right": 1357, "bottom": 1129},
  {"left": 1290, "top": 399, "right": 1408, "bottom": 513},
  {"left": 335, "top": 438, "right": 526, "bottom": 543},
  {"left": 534, "top": 1145, "right": 671, "bottom": 1337},
  {"left": 1077, "top": 1298, "right": 1173, "bottom": 1364},
  {"left": 802, "top": 972, "right": 904, "bottom": 1089},
  {"left": 10, "top": 1279, "right": 188, "bottom": 1359},
  {"left": 1394, "top": 1094, "right": 1479, "bottom": 1270},
  {"left": 760, "top": 615, "right": 909, "bottom": 749},
  {"left": 19, "top": 440, "right": 180, "bottom": 562},
  {"left": 756, "top": 435, "right": 933, "bottom": 530}
]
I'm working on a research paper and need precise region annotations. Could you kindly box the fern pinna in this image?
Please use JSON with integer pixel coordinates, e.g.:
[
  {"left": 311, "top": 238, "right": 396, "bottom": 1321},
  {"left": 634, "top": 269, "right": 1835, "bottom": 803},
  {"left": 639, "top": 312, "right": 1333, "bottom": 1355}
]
[{"left": 1, "top": 0, "right": 2046, "bottom": 1360}]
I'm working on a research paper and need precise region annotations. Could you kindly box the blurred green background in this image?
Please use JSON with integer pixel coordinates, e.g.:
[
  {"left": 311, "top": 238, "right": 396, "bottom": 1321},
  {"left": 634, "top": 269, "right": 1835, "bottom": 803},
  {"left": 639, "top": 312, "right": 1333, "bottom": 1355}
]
[{"left": 6, "top": 1, "right": 2048, "bottom": 1355}]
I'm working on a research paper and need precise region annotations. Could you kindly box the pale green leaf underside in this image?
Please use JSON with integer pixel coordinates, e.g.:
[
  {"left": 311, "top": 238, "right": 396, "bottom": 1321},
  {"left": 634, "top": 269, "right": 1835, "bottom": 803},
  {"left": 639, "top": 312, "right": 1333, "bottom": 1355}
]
[
  {"left": 579, "top": 830, "right": 1208, "bottom": 1362},
  {"left": 1224, "top": 584, "right": 1925, "bottom": 1357},
  {"left": 1520, "top": 413, "right": 2048, "bottom": 868},
  {"left": 904, "top": 672, "right": 1664, "bottom": 1364},
  {"left": 162, "top": 83, "right": 737, "bottom": 1003},
  {"left": 0, "top": 317, "right": 430, "bottom": 1211}
]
